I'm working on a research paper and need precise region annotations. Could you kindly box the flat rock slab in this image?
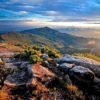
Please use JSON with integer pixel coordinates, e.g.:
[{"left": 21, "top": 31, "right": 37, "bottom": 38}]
[
  {"left": 58, "top": 63, "right": 74, "bottom": 73},
  {"left": 4, "top": 63, "right": 55, "bottom": 90},
  {"left": 57, "top": 55, "right": 100, "bottom": 65},
  {"left": 32, "top": 64, "right": 55, "bottom": 82}
]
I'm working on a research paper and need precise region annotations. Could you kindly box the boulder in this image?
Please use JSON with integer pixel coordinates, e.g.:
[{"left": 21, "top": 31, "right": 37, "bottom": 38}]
[
  {"left": 2, "top": 57, "right": 16, "bottom": 63},
  {"left": 91, "top": 77, "right": 100, "bottom": 95},
  {"left": 57, "top": 55, "right": 100, "bottom": 78},
  {"left": 4, "top": 62, "right": 33, "bottom": 89},
  {"left": 57, "top": 55, "right": 100, "bottom": 65},
  {"left": 42, "top": 61, "right": 50, "bottom": 67},
  {"left": 41, "top": 54, "right": 49, "bottom": 60},
  {"left": 69, "top": 66, "right": 95, "bottom": 83},
  {"left": 57, "top": 54, "right": 75, "bottom": 64},
  {"left": 58, "top": 63, "right": 74, "bottom": 73},
  {"left": 63, "top": 75, "right": 72, "bottom": 85}
]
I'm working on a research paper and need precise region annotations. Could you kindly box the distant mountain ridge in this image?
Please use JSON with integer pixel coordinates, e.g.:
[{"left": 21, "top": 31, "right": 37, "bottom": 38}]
[
  {"left": 21, "top": 27, "right": 87, "bottom": 46},
  {"left": 0, "top": 27, "right": 100, "bottom": 54}
]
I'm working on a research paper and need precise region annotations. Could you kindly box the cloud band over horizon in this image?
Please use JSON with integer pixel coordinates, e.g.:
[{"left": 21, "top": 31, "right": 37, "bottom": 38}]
[{"left": 0, "top": 0, "right": 100, "bottom": 34}]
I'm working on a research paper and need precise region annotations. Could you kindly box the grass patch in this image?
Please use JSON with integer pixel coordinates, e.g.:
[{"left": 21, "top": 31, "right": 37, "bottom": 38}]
[{"left": 73, "top": 53, "right": 100, "bottom": 62}]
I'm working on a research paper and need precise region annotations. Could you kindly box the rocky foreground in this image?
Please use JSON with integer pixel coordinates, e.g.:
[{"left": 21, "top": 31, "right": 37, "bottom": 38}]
[{"left": 0, "top": 52, "right": 100, "bottom": 100}]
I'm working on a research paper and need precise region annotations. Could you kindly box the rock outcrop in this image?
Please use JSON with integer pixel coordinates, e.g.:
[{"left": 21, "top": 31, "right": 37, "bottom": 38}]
[
  {"left": 58, "top": 63, "right": 74, "bottom": 73},
  {"left": 57, "top": 54, "right": 100, "bottom": 65},
  {"left": 3, "top": 58, "right": 56, "bottom": 96},
  {"left": 57, "top": 55, "right": 100, "bottom": 78},
  {"left": 1, "top": 53, "right": 100, "bottom": 99},
  {"left": 58, "top": 62, "right": 95, "bottom": 83},
  {"left": 57, "top": 55, "right": 100, "bottom": 95}
]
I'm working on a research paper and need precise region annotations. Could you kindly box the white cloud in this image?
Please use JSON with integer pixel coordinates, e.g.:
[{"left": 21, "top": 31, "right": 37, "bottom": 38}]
[
  {"left": 23, "top": 19, "right": 100, "bottom": 29},
  {"left": 19, "top": 5, "right": 34, "bottom": 9},
  {"left": 19, "top": 11, "right": 28, "bottom": 14},
  {"left": 45, "top": 11, "right": 59, "bottom": 16}
]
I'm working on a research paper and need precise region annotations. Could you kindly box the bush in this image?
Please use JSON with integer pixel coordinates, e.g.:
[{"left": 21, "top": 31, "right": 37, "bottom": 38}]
[
  {"left": 29, "top": 55, "right": 42, "bottom": 64},
  {"left": 18, "top": 45, "right": 61, "bottom": 64}
]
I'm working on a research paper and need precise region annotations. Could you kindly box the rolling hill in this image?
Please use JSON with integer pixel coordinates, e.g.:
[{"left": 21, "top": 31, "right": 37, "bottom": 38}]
[
  {"left": 0, "top": 27, "right": 100, "bottom": 54},
  {"left": 21, "top": 27, "right": 85, "bottom": 47}
]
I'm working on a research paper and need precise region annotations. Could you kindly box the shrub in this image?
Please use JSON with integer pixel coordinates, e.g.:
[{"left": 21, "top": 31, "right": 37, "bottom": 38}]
[
  {"left": 18, "top": 45, "right": 61, "bottom": 64},
  {"left": 29, "top": 55, "right": 42, "bottom": 64}
]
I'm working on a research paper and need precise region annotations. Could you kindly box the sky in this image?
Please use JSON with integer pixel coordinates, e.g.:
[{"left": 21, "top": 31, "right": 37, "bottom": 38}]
[{"left": 0, "top": 0, "right": 100, "bottom": 38}]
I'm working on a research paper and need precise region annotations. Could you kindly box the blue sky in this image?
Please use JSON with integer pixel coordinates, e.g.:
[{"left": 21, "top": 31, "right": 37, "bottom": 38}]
[
  {"left": 1, "top": 0, "right": 100, "bottom": 21},
  {"left": 0, "top": 0, "right": 100, "bottom": 33}
]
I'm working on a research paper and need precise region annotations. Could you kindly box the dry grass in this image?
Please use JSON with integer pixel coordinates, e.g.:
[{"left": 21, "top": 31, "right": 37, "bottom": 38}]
[
  {"left": 74, "top": 53, "right": 100, "bottom": 62},
  {"left": 67, "top": 84, "right": 78, "bottom": 92},
  {"left": 0, "top": 59, "right": 4, "bottom": 65},
  {"left": 0, "top": 90, "right": 11, "bottom": 100},
  {"left": 0, "top": 43, "right": 23, "bottom": 52}
]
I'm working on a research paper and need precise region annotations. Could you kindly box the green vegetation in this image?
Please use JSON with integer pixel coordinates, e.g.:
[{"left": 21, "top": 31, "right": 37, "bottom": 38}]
[
  {"left": 18, "top": 45, "right": 61, "bottom": 64},
  {"left": 73, "top": 53, "right": 100, "bottom": 62}
]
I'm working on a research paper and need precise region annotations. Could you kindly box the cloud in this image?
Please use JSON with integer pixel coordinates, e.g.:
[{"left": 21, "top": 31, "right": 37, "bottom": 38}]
[
  {"left": 19, "top": 11, "right": 28, "bottom": 14},
  {"left": 1, "top": 0, "right": 100, "bottom": 38},
  {"left": 0, "top": 9, "right": 19, "bottom": 19},
  {"left": 0, "top": 8, "right": 53, "bottom": 23},
  {"left": 0, "top": 0, "right": 100, "bottom": 23},
  {"left": 0, "top": 19, "right": 100, "bottom": 34},
  {"left": 45, "top": 11, "right": 59, "bottom": 16}
]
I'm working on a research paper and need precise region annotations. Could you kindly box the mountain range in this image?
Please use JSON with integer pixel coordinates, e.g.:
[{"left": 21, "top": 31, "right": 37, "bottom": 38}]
[{"left": 0, "top": 27, "right": 100, "bottom": 54}]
